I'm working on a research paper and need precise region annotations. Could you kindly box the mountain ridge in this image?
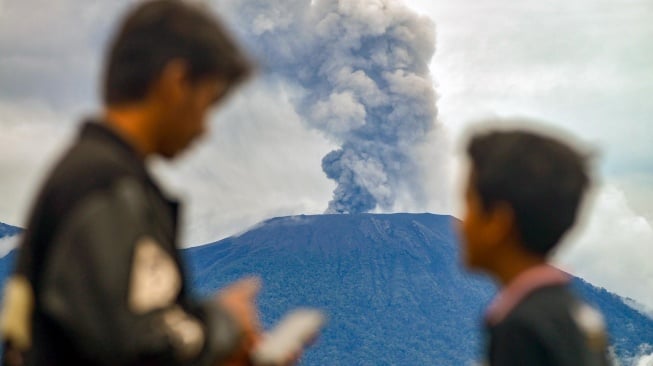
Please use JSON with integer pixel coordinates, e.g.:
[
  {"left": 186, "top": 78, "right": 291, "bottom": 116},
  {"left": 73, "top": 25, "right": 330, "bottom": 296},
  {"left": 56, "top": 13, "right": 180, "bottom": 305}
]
[{"left": 183, "top": 213, "right": 653, "bottom": 364}]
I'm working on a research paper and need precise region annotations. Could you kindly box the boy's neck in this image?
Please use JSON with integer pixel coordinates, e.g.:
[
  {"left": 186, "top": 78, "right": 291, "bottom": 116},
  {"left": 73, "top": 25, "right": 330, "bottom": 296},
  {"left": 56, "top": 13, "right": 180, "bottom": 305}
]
[
  {"left": 491, "top": 244, "right": 548, "bottom": 286},
  {"left": 103, "top": 103, "right": 160, "bottom": 159}
]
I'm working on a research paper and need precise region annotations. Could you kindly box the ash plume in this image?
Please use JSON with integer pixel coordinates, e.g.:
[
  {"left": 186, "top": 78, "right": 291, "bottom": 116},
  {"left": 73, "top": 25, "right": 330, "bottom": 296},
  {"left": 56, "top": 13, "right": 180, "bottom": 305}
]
[{"left": 216, "top": 0, "right": 438, "bottom": 213}]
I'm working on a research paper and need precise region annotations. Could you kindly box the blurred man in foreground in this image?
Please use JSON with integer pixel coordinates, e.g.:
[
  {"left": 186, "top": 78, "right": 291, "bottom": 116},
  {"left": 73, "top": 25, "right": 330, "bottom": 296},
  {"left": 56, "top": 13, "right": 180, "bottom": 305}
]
[
  {"left": 1, "top": 1, "right": 270, "bottom": 365},
  {"left": 460, "top": 123, "right": 612, "bottom": 365}
]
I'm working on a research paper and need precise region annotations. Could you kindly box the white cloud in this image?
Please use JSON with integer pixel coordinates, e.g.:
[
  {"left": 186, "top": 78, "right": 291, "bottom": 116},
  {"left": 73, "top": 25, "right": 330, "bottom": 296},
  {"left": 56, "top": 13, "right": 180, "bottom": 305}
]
[
  {"left": 554, "top": 184, "right": 653, "bottom": 309},
  {"left": 634, "top": 353, "right": 653, "bottom": 366},
  {"left": 0, "top": 101, "right": 77, "bottom": 226},
  {"left": 310, "top": 92, "right": 367, "bottom": 138},
  {"left": 612, "top": 174, "right": 653, "bottom": 225},
  {"left": 622, "top": 345, "right": 653, "bottom": 366},
  {"left": 151, "top": 80, "right": 336, "bottom": 246},
  {"left": 0, "top": 234, "right": 20, "bottom": 257},
  {"left": 332, "top": 67, "right": 387, "bottom": 107},
  {"left": 408, "top": 0, "right": 653, "bottom": 170},
  {"left": 384, "top": 69, "right": 434, "bottom": 102},
  {"left": 0, "top": 0, "right": 127, "bottom": 108}
]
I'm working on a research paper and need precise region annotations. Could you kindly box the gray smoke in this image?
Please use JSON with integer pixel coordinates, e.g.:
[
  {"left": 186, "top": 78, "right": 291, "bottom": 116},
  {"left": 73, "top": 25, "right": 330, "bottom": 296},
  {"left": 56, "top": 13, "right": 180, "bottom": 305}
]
[{"left": 215, "top": 0, "right": 438, "bottom": 213}]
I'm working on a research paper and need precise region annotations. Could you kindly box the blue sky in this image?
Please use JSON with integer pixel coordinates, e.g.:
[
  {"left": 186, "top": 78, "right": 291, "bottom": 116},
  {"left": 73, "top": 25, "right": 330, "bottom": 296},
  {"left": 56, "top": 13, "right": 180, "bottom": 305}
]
[{"left": 0, "top": 0, "right": 651, "bottom": 309}]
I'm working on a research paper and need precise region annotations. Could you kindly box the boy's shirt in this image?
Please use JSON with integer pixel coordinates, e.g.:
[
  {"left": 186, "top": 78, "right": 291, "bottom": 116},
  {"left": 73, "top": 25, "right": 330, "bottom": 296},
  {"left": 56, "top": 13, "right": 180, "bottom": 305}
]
[{"left": 484, "top": 265, "right": 612, "bottom": 366}]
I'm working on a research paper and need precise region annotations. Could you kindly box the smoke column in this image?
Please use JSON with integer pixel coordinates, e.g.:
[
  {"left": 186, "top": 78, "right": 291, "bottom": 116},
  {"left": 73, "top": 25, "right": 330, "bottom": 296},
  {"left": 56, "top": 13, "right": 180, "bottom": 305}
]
[{"left": 216, "top": 0, "right": 438, "bottom": 213}]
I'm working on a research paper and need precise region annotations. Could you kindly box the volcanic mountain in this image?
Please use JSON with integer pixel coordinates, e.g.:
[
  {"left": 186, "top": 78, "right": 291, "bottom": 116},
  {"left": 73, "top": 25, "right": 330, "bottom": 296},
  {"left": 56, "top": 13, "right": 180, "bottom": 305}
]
[{"left": 183, "top": 213, "right": 653, "bottom": 364}]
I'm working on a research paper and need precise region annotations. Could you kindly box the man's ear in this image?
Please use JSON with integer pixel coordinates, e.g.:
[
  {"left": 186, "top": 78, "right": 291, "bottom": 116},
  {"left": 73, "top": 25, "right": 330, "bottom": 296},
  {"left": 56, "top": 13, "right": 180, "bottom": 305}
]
[
  {"left": 152, "top": 59, "right": 189, "bottom": 105},
  {"left": 485, "top": 202, "right": 517, "bottom": 245}
]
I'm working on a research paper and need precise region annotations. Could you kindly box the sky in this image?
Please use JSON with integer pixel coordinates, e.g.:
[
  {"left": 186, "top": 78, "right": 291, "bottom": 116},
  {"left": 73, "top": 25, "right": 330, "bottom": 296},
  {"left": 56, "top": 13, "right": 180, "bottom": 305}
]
[
  {"left": 0, "top": 0, "right": 652, "bottom": 314},
  {"left": 402, "top": 0, "right": 653, "bottom": 311}
]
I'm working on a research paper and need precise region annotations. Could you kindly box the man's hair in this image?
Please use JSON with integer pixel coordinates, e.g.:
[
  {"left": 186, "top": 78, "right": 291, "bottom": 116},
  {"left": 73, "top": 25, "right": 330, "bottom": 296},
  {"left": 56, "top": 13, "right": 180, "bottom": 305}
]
[
  {"left": 103, "top": 0, "right": 252, "bottom": 105},
  {"left": 466, "top": 125, "right": 591, "bottom": 256}
]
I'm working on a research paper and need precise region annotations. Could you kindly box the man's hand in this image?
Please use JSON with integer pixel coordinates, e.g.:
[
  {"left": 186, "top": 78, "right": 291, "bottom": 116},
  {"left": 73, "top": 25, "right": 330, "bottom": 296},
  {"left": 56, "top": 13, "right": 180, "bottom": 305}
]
[
  {"left": 217, "top": 277, "right": 262, "bottom": 365},
  {"left": 216, "top": 278, "right": 303, "bottom": 366}
]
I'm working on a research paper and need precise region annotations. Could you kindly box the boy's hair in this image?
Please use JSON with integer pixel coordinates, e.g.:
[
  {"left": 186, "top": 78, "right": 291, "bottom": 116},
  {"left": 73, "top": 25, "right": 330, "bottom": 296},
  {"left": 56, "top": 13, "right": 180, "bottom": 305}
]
[
  {"left": 102, "top": 0, "right": 252, "bottom": 106},
  {"left": 466, "top": 126, "right": 591, "bottom": 256}
]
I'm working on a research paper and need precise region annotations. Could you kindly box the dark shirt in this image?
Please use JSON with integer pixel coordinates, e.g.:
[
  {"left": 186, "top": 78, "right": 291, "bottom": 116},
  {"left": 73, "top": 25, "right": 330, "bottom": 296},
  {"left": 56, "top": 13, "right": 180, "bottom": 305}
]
[
  {"left": 486, "top": 283, "right": 612, "bottom": 366},
  {"left": 5, "top": 121, "right": 241, "bottom": 366}
]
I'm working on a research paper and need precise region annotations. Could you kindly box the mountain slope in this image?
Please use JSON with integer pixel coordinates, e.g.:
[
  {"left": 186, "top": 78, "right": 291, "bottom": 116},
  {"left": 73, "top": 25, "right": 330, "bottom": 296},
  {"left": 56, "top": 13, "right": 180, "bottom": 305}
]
[
  {"left": 0, "top": 223, "right": 21, "bottom": 238},
  {"left": 0, "top": 223, "right": 21, "bottom": 281},
  {"left": 184, "top": 213, "right": 653, "bottom": 364}
]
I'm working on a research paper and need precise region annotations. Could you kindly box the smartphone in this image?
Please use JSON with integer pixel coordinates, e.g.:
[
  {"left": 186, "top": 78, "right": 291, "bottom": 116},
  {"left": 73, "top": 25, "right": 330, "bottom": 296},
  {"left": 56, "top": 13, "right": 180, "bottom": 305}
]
[{"left": 251, "top": 309, "right": 326, "bottom": 365}]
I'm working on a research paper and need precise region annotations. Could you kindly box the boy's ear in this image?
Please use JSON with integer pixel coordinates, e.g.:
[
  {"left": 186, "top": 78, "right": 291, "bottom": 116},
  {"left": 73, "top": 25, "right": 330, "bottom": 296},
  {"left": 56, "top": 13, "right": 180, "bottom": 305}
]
[
  {"left": 485, "top": 202, "right": 517, "bottom": 245},
  {"left": 152, "top": 59, "right": 189, "bottom": 105}
]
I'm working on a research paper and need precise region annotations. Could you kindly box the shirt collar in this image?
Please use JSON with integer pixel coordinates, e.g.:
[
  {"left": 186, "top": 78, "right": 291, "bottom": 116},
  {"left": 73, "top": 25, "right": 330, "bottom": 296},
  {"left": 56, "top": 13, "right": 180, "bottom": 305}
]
[
  {"left": 80, "top": 119, "right": 142, "bottom": 160},
  {"left": 79, "top": 120, "right": 173, "bottom": 203},
  {"left": 485, "top": 264, "right": 570, "bottom": 326}
]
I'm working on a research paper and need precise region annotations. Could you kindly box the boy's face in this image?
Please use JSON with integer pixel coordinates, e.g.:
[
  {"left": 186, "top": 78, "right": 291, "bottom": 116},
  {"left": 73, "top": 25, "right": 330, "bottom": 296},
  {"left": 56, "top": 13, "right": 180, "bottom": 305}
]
[
  {"left": 460, "top": 169, "right": 513, "bottom": 271},
  {"left": 153, "top": 61, "right": 230, "bottom": 159},
  {"left": 460, "top": 171, "right": 487, "bottom": 270},
  {"left": 161, "top": 77, "right": 226, "bottom": 158}
]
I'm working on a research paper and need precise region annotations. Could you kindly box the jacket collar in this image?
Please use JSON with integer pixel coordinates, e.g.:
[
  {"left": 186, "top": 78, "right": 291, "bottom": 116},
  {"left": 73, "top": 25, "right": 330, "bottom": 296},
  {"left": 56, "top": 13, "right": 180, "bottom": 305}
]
[
  {"left": 80, "top": 120, "right": 143, "bottom": 161},
  {"left": 79, "top": 120, "right": 176, "bottom": 206},
  {"left": 485, "top": 264, "right": 570, "bottom": 325}
]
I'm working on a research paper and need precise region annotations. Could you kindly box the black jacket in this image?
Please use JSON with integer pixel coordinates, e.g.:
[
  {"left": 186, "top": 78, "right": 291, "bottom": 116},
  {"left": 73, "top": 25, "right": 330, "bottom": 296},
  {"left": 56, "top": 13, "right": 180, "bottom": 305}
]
[
  {"left": 5, "top": 121, "right": 241, "bottom": 366},
  {"left": 486, "top": 285, "right": 612, "bottom": 366}
]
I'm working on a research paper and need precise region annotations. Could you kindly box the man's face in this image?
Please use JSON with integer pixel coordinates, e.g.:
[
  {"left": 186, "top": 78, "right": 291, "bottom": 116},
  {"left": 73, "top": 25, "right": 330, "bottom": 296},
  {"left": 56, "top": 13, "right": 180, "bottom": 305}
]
[
  {"left": 459, "top": 170, "right": 501, "bottom": 271},
  {"left": 156, "top": 67, "right": 229, "bottom": 159},
  {"left": 460, "top": 172, "right": 487, "bottom": 270}
]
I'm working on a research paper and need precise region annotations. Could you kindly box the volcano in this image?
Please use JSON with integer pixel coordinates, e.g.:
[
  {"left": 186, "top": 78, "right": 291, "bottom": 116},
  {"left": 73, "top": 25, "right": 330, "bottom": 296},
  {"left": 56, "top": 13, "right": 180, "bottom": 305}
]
[{"left": 183, "top": 213, "right": 653, "bottom": 364}]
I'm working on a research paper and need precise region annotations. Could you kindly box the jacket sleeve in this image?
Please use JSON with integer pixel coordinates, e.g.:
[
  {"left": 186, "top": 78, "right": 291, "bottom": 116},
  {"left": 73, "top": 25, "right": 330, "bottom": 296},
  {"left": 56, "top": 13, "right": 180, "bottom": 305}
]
[{"left": 39, "top": 178, "right": 242, "bottom": 366}]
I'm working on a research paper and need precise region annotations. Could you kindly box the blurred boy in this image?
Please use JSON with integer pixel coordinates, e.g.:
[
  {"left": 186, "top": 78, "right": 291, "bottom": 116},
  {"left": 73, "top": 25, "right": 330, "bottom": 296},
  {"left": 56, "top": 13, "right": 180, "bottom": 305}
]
[{"left": 460, "top": 125, "right": 611, "bottom": 365}]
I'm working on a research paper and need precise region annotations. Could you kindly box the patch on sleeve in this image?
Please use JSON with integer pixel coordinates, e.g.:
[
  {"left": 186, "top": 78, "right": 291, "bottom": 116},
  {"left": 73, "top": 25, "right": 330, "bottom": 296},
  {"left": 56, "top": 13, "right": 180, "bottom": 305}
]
[
  {"left": 572, "top": 303, "right": 608, "bottom": 350},
  {"left": 128, "top": 237, "right": 181, "bottom": 314},
  {"left": 0, "top": 275, "right": 34, "bottom": 350},
  {"left": 162, "top": 306, "right": 206, "bottom": 360}
]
